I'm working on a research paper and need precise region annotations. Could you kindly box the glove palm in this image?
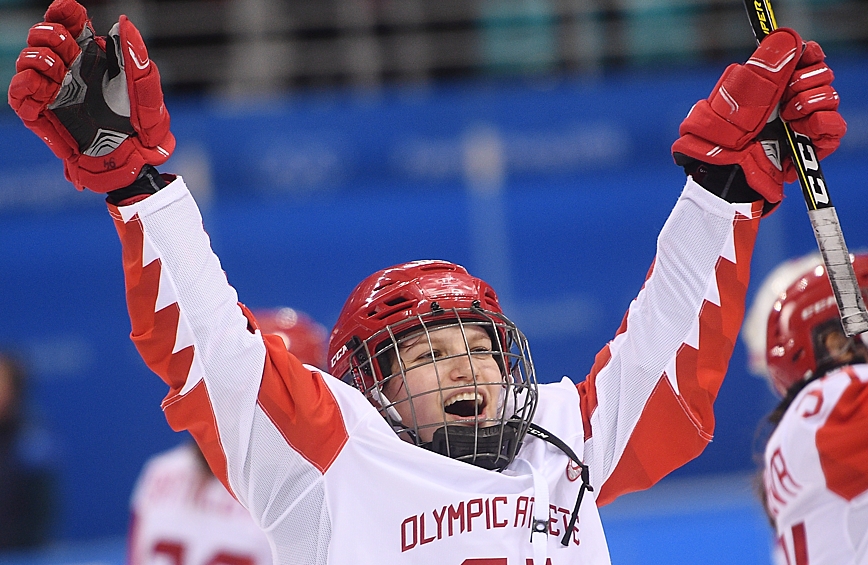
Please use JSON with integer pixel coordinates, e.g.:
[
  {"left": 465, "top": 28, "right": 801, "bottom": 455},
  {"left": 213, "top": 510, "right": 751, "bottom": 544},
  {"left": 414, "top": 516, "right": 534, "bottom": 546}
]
[{"left": 8, "top": 0, "right": 174, "bottom": 193}]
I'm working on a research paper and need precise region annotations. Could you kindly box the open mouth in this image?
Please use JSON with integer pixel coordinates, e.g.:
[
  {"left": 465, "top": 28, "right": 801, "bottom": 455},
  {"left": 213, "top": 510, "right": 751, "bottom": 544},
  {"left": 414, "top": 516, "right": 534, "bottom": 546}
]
[{"left": 443, "top": 391, "right": 487, "bottom": 418}]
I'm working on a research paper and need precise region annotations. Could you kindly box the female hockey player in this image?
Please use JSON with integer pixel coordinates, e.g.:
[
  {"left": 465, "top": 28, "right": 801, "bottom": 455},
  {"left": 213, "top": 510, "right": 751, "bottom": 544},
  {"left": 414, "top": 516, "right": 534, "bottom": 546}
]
[
  {"left": 9, "top": 0, "right": 847, "bottom": 562},
  {"left": 744, "top": 254, "right": 868, "bottom": 565}
]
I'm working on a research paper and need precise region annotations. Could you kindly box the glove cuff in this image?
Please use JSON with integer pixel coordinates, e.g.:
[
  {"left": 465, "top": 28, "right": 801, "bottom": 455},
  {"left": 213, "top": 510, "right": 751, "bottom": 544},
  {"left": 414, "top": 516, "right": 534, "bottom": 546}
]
[
  {"left": 105, "top": 164, "right": 167, "bottom": 205},
  {"left": 64, "top": 133, "right": 175, "bottom": 192},
  {"left": 677, "top": 156, "right": 779, "bottom": 216},
  {"left": 680, "top": 159, "right": 752, "bottom": 200}
]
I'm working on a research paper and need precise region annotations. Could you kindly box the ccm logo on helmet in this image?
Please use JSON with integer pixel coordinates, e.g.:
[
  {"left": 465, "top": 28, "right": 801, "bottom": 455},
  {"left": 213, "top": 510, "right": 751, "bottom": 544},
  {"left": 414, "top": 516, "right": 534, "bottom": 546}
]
[
  {"left": 801, "top": 296, "right": 836, "bottom": 321},
  {"left": 330, "top": 344, "right": 348, "bottom": 368}
]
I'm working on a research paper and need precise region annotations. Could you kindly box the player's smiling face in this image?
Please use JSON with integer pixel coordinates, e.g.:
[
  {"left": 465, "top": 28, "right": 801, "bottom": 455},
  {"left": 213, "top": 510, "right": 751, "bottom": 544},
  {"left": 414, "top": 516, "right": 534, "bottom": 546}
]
[{"left": 383, "top": 323, "right": 504, "bottom": 443}]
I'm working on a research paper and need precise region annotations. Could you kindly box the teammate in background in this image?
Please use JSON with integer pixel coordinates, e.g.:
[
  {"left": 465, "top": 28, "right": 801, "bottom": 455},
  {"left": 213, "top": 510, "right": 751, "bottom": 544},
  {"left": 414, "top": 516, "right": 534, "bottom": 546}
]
[
  {"left": 743, "top": 254, "right": 868, "bottom": 565},
  {"left": 128, "top": 308, "right": 327, "bottom": 565},
  {"left": 0, "top": 349, "right": 57, "bottom": 550},
  {"left": 9, "top": 0, "right": 848, "bottom": 562},
  {"left": 742, "top": 253, "right": 822, "bottom": 381}
]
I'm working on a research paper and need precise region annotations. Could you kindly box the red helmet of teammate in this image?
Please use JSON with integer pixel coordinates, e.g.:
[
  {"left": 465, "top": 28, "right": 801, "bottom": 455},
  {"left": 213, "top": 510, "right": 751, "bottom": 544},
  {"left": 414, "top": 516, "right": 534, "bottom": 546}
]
[
  {"left": 328, "top": 260, "right": 537, "bottom": 471},
  {"left": 766, "top": 253, "right": 868, "bottom": 396},
  {"left": 253, "top": 307, "right": 328, "bottom": 368}
]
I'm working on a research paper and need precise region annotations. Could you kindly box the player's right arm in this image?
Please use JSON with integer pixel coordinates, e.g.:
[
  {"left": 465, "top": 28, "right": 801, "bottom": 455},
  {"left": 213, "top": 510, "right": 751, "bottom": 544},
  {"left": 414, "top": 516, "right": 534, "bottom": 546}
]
[
  {"left": 109, "top": 182, "right": 350, "bottom": 495},
  {"left": 8, "top": 0, "right": 353, "bottom": 544}
]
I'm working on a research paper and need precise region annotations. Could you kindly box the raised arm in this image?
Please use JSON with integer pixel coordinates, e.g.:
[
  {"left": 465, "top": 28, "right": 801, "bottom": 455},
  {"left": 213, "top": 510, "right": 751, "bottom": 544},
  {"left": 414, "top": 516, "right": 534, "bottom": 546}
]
[
  {"left": 579, "top": 180, "right": 759, "bottom": 505},
  {"left": 8, "top": 1, "right": 353, "bottom": 538},
  {"left": 578, "top": 28, "right": 846, "bottom": 505}
]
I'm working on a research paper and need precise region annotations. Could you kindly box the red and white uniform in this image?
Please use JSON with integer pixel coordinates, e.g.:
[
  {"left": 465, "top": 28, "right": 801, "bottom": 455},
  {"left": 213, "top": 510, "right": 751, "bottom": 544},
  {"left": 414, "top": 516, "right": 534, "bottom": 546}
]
[
  {"left": 129, "top": 442, "right": 273, "bottom": 565},
  {"left": 764, "top": 364, "right": 868, "bottom": 565},
  {"left": 109, "top": 176, "right": 760, "bottom": 565}
]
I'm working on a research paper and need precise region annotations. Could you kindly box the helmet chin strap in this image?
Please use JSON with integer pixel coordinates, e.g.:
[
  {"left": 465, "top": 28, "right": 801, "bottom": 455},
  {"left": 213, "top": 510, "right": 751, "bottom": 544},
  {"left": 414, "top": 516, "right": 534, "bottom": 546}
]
[
  {"left": 371, "top": 386, "right": 403, "bottom": 424},
  {"left": 371, "top": 387, "right": 426, "bottom": 444},
  {"left": 524, "top": 423, "right": 594, "bottom": 547}
]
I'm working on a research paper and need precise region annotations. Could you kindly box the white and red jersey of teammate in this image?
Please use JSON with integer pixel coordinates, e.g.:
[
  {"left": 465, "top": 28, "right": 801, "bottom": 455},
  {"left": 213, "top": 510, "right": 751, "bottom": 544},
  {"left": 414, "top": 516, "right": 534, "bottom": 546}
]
[
  {"left": 745, "top": 253, "right": 868, "bottom": 565},
  {"left": 763, "top": 364, "right": 868, "bottom": 565},
  {"left": 128, "top": 442, "right": 273, "bottom": 565}
]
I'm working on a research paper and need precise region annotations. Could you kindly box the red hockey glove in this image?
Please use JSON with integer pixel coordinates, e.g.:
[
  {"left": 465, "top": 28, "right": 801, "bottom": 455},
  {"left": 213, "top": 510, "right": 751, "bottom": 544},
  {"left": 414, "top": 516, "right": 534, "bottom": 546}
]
[
  {"left": 780, "top": 40, "right": 846, "bottom": 161},
  {"left": 8, "top": 0, "right": 174, "bottom": 193},
  {"left": 672, "top": 28, "right": 841, "bottom": 205}
]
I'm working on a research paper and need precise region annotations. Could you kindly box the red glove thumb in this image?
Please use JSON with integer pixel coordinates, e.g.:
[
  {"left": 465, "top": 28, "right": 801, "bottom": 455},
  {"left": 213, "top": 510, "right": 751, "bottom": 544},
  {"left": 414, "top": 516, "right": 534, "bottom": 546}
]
[
  {"left": 118, "top": 16, "right": 173, "bottom": 155},
  {"left": 780, "top": 40, "right": 846, "bottom": 161}
]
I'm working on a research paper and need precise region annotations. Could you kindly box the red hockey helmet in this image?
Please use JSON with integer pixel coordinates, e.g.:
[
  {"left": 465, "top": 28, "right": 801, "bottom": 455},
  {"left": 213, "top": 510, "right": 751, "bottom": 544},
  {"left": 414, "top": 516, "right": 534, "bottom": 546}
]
[
  {"left": 328, "top": 260, "right": 538, "bottom": 471},
  {"left": 252, "top": 307, "right": 328, "bottom": 368},
  {"left": 766, "top": 253, "right": 868, "bottom": 396}
]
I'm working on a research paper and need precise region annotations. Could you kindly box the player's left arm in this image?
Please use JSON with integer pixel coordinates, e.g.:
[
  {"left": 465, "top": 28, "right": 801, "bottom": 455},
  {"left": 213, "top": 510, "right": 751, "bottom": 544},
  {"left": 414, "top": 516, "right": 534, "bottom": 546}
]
[
  {"left": 577, "top": 180, "right": 760, "bottom": 505},
  {"left": 577, "top": 29, "right": 846, "bottom": 505}
]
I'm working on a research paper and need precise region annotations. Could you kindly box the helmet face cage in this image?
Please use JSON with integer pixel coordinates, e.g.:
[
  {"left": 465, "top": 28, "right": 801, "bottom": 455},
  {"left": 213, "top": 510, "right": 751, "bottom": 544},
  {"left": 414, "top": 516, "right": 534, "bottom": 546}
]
[{"left": 346, "top": 307, "right": 537, "bottom": 470}]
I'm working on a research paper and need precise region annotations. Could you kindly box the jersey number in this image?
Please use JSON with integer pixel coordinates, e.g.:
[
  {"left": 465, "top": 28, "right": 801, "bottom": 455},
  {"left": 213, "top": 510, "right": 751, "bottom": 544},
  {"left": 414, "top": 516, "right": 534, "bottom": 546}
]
[{"left": 777, "top": 522, "right": 808, "bottom": 565}]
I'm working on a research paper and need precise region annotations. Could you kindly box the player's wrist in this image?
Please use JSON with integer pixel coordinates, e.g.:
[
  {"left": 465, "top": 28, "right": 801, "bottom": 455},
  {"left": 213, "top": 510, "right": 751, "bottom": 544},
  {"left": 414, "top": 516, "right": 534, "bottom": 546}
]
[
  {"left": 105, "top": 165, "right": 169, "bottom": 206},
  {"left": 678, "top": 157, "right": 777, "bottom": 215}
]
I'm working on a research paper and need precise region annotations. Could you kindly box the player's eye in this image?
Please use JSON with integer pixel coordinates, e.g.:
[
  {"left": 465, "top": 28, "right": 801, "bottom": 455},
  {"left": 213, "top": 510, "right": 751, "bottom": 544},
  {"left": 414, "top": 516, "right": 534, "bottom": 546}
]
[{"left": 414, "top": 349, "right": 438, "bottom": 362}]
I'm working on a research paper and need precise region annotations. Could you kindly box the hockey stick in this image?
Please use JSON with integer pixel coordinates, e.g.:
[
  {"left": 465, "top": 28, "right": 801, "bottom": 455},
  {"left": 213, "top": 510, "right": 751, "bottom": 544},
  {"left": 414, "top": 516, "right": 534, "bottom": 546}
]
[{"left": 744, "top": 0, "right": 868, "bottom": 336}]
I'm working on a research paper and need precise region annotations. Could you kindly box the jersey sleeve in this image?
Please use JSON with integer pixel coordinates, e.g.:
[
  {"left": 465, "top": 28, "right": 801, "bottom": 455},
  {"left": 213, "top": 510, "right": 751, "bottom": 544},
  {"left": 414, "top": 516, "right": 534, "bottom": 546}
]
[
  {"left": 815, "top": 367, "right": 868, "bottom": 501},
  {"left": 108, "top": 178, "right": 349, "bottom": 535},
  {"left": 577, "top": 177, "right": 762, "bottom": 505}
]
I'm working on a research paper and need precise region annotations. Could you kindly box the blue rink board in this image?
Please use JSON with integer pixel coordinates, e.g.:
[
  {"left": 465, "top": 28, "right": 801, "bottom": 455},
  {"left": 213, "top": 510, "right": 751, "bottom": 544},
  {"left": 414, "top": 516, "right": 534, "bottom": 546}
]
[
  {"left": 0, "top": 473, "right": 775, "bottom": 565},
  {"left": 601, "top": 473, "right": 775, "bottom": 565}
]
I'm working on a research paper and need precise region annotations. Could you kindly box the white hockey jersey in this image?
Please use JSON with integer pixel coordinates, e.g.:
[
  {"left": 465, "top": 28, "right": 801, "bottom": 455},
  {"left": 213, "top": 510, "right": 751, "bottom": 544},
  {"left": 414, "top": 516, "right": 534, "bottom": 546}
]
[
  {"left": 764, "top": 364, "right": 868, "bottom": 565},
  {"left": 109, "top": 176, "right": 761, "bottom": 565},
  {"left": 129, "top": 442, "right": 273, "bottom": 565}
]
